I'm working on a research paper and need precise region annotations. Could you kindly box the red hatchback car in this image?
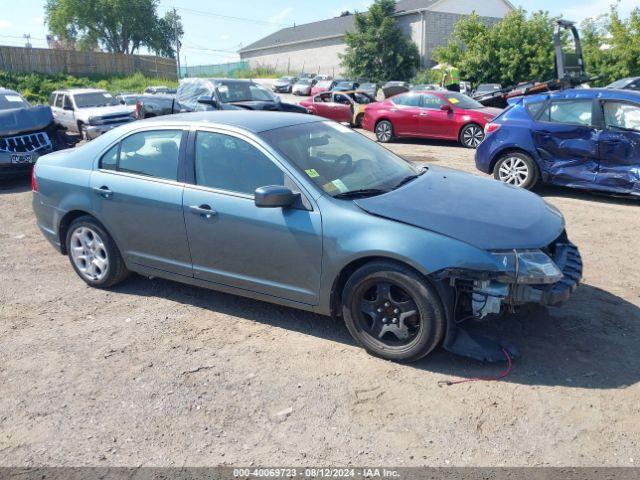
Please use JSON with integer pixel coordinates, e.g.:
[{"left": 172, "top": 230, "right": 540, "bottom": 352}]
[{"left": 362, "top": 91, "right": 502, "bottom": 148}]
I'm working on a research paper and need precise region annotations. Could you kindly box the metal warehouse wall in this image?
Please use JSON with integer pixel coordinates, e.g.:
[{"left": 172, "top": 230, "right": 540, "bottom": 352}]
[{"left": 0, "top": 46, "right": 177, "bottom": 79}]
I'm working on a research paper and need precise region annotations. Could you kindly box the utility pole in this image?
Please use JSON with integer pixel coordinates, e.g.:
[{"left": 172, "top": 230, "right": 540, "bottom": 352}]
[
  {"left": 24, "top": 34, "right": 32, "bottom": 48},
  {"left": 173, "top": 8, "right": 181, "bottom": 79}
]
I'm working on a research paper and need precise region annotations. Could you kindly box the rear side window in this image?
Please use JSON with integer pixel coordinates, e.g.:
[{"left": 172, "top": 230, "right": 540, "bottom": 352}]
[
  {"left": 525, "top": 101, "right": 546, "bottom": 119},
  {"left": 195, "top": 131, "right": 284, "bottom": 195},
  {"left": 541, "top": 99, "right": 593, "bottom": 126},
  {"left": 116, "top": 130, "right": 182, "bottom": 181},
  {"left": 392, "top": 94, "right": 421, "bottom": 107}
]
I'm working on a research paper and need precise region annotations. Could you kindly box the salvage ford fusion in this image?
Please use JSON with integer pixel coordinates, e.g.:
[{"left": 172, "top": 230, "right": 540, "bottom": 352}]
[{"left": 32, "top": 111, "right": 582, "bottom": 363}]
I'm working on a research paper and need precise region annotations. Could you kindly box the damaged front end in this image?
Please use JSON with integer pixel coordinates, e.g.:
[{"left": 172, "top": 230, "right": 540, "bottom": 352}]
[{"left": 434, "top": 232, "right": 582, "bottom": 361}]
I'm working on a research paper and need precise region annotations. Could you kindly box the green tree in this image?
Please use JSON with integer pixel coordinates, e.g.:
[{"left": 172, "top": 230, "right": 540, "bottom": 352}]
[
  {"left": 45, "top": 0, "right": 182, "bottom": 57},
  {"left": 151, "top": 10, "right": 184, "bottom": 59},
  {"left": 340, "top": 0, "right": 420, "bottom": 82},
  {"left": 432, "top": 9, "right": 556, "bottom": 87}
]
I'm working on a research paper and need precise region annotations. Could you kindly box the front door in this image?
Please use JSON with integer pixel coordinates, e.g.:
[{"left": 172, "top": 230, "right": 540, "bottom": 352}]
[
  {"left": 596, "top": 99, "right": 640, "bottom": 194},
  {"left": 418, "top": 94, "right": 451, "bottom": 138},
  {"left": 183, "top": 130, "right": 323, "bottom": 305},
  {"left": 90, "top": 129, "right": 192, "bottom": 276},
  {"left": 331, "top": 93, "right": 355, "bottom": 124},
  {"left": 531, "top": 98, "right": 600, "bottom": 186}
]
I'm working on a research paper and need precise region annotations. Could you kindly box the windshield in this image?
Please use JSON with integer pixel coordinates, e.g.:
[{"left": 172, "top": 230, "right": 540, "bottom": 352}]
[
  {"left": 277, "top": 77, "right": 293, "bottom": 83},
  {"left": 442, "top": 92, "right": 484, "bottom": 109},
  {"left": 121, "top": 96, "right": 138, "bottom": 105},
  {"left": 316, "top": 80, "right": 333, "bottom": 88},
  {"left": 297, "top": 79, "right": 312, "bottom": 86},
  {"left": 261, "top": 121, "right": 420, "bottom": 197},
  {"left": 216, "top": 81, "right": 276, "bottom": 102},
  {"left": 74, "top": 92, "right": 119, "bottom": 108},
  {"left": 0, "top": 92, "right": 30, "bottom": 110},
  {"left": 336, "top": 82, "right": 353, "bottom": 89},
  {"left": 607, "top": 78, "right": 633, "bottom": 89}
]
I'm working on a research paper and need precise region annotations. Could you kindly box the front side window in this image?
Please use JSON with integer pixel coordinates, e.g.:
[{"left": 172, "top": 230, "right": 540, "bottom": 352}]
[
  {"left": 333, "top": 94, "right": 351, "bottom": 106},
  {"left": 100, "top": 144, "right": 119, "bottom": 171},
  {"left": 392, "top": 93, "right": 422, "bottom": 107},
  {"left": 542, "top": 99, "right": 593, "bottom": 126},
  {"left": 54, "top": 94, "right": 63, "bottom": 108},
  {"left": 603, "top": 101, "right": 640, "bottom": 132},
  {"left": 315, "top": 93, "right": 332, "bottom": 103},
  {"left": 117, "top": 130, "right": 182, "bottom": 181},
  {"left": 261, "top": 122, "right": 420, "bottom": 197},
  {"left": 195, "top": 131, "right": 284, "bottom": 195},
  {"left": 421, "top": 94, "right": 446, "bottom": 109}
]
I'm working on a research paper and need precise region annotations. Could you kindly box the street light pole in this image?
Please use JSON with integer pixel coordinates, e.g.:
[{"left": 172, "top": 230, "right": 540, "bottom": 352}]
[{"left": 173, "top": 8, "right": 181, "bottom": 79}]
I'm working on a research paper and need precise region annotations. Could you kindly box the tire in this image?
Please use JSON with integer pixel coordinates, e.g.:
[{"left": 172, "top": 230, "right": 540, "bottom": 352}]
[
  {"left": 78, "top": 122, "right": 88, "bottom": 141},
  {"left": 354, "top": 113, "right": 364, "bottom": 128},
  {"left": 375, "top": 120, "right": 394, "bottom": 143},
  {"left": 342, "top": 261, "right": 446, "bottom": 363},
  {"left": 459, "top": 123, "right": 484, "bottom": 149},
  {"left": 493, "top": 151, "right": 539, "bottom": 190},
  {"left": 65, "top": 216, "right": 130, "bottom": 289}
]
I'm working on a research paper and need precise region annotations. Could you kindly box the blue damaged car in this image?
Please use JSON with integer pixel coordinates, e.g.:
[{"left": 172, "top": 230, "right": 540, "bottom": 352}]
[
  {"left": 476, "top": 88, "right": 640, "bottom": 196},
  {"left": 32, "top": 112, "right": 582, "bottom": 363}
]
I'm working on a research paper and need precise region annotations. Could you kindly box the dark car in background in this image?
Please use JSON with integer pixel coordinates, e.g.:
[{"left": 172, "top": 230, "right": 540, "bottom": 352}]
[
  {"left": 137, "top": 78, "right": 307, "bottom": 119},
  {"left": 473, "top": 83, "right": 503, "bottom": 99},
  {"left": 333, "top": 81, "right": 360, "bottom": 92},
  {"left": 476, "top": 88, "right": 640, "bottom": 196},
  {"left": 1, "top": 88, "right": 76, "bottom": 178},
  {"left": 606, "top": 77, "right": 640, "bottom": 91},
  {"left": 357, "top": 82, "right": 378, "bottom": 98}
]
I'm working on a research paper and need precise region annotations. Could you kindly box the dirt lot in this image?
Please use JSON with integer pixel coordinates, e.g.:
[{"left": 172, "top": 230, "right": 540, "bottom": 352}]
[{"left": 0, "top": 134, "right": 639, "bottom": 467}]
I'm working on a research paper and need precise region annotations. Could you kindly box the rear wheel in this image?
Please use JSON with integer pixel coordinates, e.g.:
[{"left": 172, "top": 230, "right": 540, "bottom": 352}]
[
  {"left": 494, "top": 152, "right": 538, "bottom": 190},
  {"left": 354, "top": 113, "right": 364, "bottom": 128},
  {"left": 342, "top": 261, "right": 445, "bottom": 362},
  {"left": 66, "top": 216, "right": 129, "bottom": 288},
  {"left": 459, "top": 123, "right": 484, "bottom": 148},
  {"left": 375, "top": 120, "right": 394, "bottom": 143}
]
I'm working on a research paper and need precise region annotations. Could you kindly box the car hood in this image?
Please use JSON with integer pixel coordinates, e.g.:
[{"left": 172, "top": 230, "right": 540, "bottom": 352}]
[
  {"left": 354, "top": 166, "right": 565, "bottom": 250},
  {"left": 0, "top": 105, "right": 54, "bottom": 136},
  {"left": 78, "top": 105, "right": 132, "bottom": 117}
]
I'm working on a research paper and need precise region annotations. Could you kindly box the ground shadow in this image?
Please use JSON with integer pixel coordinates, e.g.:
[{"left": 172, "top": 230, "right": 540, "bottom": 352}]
[
  {"left": 115, "top": 276, "right": 640, "bottom": 390},
  {"left": 534, "top": 183, "right": 640, "bottom": 206},
  {"left": 0, "top": 175, "right": 31, "bottom": 195}
]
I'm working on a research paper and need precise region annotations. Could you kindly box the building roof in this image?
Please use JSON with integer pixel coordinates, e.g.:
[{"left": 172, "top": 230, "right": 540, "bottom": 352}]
[{"left": 239, "top": 0, "right": 441, "bottom": 53}]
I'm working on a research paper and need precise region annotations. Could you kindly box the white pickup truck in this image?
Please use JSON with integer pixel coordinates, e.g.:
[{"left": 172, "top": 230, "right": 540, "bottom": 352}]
[{"left": 50, "top": 88, "right": 135, "bottom": 140}]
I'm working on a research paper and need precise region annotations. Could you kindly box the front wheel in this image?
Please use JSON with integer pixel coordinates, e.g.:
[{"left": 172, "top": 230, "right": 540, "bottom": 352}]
[
  {"left": 494, "top": 152, "right": 538, "bottom": 190},
  {"left": 459, "top": 123, "right": 484, "bottom": 148},
  {"left": 342, "top": 261, "right": 446, "bottom": 362},
  {"left": 375, "top": 120, "right": 394, "bottom": 143},
  {"left": 66, "top": 216, "right": 130, "bottom": 288}
]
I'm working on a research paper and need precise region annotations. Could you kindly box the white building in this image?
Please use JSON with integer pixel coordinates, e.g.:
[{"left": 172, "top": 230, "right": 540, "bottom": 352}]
[{"left": 239, "top": 0, "right": 515, "bottom": 76}]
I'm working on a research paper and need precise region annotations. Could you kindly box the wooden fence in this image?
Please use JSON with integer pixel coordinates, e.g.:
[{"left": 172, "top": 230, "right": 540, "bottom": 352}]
[{"left": 0, "top": 46, "right": 177, "bottom": 79}]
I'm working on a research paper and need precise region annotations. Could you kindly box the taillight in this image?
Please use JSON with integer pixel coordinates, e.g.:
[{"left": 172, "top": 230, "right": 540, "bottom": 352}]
[
  {"left": 31, "top": 166, "right": 38, "bottom": 192},
  {"left": 485, "top": 123, "right": 501, "bottom": 135}
]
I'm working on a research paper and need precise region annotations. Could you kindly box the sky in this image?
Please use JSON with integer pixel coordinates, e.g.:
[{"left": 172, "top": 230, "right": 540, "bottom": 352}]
[{"left": 0, "top": 0, "right": 637, "bottom": 66}]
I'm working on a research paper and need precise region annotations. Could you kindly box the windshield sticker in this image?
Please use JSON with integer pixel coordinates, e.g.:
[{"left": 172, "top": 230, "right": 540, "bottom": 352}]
[
  {"left": 103, "top": 93, "right": 113, "bottom": 98},
  {"left": 4, "top": 95, "right": 23, "bottom": 103},
  {"left": 448, "top": 97, "right": 460, "bottom": 104},
  {"left": 305, "top": 169, "right": 320, "bottom": 178},
  {"left": 324, "top": 122, "right": 352, "bottom": 134},
  {"left": 331, "top": 179, "right": 349, "bottom": 193}
]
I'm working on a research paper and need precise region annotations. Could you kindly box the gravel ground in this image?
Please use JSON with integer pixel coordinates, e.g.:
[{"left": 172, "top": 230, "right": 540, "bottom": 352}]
[{"left": 0, "top": 131, "right": 639, "bottom": 467}]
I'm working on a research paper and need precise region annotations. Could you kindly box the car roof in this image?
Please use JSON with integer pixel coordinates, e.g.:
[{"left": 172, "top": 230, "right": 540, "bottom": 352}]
[
  {"left": 140, "top": 111, "right": 323, "bottom": 134},
  {"left": 524, "top": 88, "right": 640, "bottom": 103},
  {"left": 53, "top": 88, "right": 107, "bottom": 94}
]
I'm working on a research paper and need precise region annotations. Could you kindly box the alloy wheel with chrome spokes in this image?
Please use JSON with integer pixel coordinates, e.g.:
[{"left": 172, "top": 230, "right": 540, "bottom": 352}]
[
  {"left": 494, "top": 152, "right": 538, "bottom": 190},
  {"left": 460, "top": 124, "right": 484, "bottom": 148},
  {"left": 70, "top": 226, "right": 109, "bottom": 282},
  {"left": 375, "top": 120, "right": 394, "bottom": 143},
  {"left": 498, "top": 156, "right": 530, "bottom": 186},
  {"left": 342, "top": 262, "right": 446, "bottom": 362}
]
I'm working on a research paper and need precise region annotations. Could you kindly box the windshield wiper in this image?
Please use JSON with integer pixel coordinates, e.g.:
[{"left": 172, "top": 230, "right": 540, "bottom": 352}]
[
  {"left": 334, "top": 188, "right": 389, "bottom": 199},
  {"left": 391, "top": 169, "right": 427, "bottom": 190}
]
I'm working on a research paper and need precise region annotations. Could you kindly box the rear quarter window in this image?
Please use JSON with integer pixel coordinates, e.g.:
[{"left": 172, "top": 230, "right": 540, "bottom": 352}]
[{"left": 525, "top": 101, "right": 546, "bottom": 119}]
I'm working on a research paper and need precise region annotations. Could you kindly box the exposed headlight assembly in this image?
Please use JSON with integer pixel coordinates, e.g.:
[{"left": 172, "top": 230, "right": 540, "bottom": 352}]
[{"left": 492, "top": 250, "right": 563, "bottom": 285}]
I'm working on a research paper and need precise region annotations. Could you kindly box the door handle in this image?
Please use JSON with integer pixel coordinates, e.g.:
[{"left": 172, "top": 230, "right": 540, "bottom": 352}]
[
  {"left": 93, "top": 186, "right": 113, "bottom": 198},
  {"left": 419, "top": 112, "right": 429, "bottom": 116},
  {"left": 189, "top": 204, "right": 217, "bottom": 219}
]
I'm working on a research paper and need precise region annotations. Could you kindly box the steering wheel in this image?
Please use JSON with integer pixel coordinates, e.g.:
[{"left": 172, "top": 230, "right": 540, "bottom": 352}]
[{"left": 336, "top": 154, "right": 353, "bottom": 175}]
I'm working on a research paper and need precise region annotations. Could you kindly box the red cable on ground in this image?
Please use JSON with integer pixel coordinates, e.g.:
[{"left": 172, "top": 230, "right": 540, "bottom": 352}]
[{"left": 438, "top": 348, "right": 513, "bottom": 386}]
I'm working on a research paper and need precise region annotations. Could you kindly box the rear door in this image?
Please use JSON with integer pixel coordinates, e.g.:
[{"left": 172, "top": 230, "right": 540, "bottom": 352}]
[
  {"left": 90, "top": 128, "right": 193, "bottom": 276},
  {"left": 531, "top": 97, "right": 600, "bottom": 186},
  {"left": 389, "top": 93, "right": 423, "bottom": 135},
  {"left": 596, "top": 98, "right": 640, "bottom": 193}
]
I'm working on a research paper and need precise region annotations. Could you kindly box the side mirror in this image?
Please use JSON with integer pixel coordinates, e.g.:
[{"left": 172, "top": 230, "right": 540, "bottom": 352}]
[
  {"left": 440, "top": 104, "right": 453, "bottom": 112},
  {"left": 197, "top": 95, "right": 219, "bottom": 109},
  {"left": 255, "top": 185, "right": 298, "bottom": 208}
]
